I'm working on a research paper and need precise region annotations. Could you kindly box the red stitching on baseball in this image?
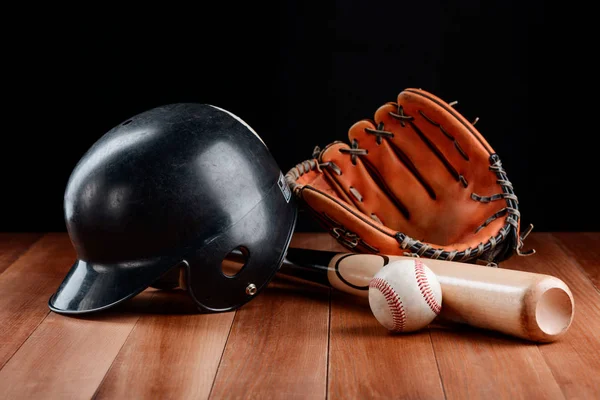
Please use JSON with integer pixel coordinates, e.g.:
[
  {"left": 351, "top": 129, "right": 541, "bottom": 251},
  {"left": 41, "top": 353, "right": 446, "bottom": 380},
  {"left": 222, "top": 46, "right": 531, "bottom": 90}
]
[
  {"left": 414, "top": 260, "right": 442, "bottom": 314},
  {"left": 369, "top": 277, "right": 406, "bottom": 331}
]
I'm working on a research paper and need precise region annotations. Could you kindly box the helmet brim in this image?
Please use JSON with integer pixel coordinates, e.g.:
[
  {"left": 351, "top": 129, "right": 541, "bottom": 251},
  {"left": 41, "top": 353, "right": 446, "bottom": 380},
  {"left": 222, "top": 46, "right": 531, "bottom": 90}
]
[{"left": 48, "top": 256, "right": 180, "bottom": 314}]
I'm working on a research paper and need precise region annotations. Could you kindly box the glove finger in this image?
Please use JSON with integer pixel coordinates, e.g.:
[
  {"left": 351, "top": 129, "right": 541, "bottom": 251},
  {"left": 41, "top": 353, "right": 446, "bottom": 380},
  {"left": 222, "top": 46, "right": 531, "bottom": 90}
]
[
  {"left": 394, "top": 89, "right": 513, "bottom": 234},
  {"left": 347, "top": 119, "right": 440, "bottom": 224},
  {"left": 395, "top": 89, "right": 494, "bottom": 191},
  {"left": 374, "top": 102, "right": 462, "bottom": 199},
  {"left": 350, "top": 93, "right": 509, "bottom": 248},
  {"left": 319, "top": 142, "right": 428, "bottom": 237},
  {"left": 345, "top": 117, "right": 502, "bottom": 247}
]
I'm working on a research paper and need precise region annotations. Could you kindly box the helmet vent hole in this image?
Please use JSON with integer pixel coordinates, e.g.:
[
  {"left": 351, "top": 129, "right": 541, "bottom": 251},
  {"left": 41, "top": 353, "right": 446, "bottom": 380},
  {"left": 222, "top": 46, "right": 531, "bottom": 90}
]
[
  {"left": 122, "top": 119, "right": 133, "bottom": 126},
  {"left": 222, "top": 246, "right": 249, "bottom": 277}
]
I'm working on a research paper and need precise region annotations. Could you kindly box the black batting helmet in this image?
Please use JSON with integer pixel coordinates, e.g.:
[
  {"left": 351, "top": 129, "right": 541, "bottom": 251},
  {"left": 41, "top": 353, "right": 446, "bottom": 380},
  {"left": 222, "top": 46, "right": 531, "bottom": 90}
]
[{"left": 48, "top": 103, "right": 297, "bottom": 314}]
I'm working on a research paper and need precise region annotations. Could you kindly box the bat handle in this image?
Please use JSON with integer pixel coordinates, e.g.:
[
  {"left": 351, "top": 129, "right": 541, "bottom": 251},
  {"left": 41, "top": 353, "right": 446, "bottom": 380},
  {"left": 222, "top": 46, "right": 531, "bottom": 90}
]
[{"left": 278, "top": 248, "right": 340, "bottom": 287}]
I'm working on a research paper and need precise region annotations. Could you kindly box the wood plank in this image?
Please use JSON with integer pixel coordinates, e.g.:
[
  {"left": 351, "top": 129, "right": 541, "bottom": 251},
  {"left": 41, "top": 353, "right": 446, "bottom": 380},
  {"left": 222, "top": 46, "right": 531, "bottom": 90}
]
[
  {"left": 94, "top": 290, "right": 235, "bottom": 400},
  {"left": 304, "top": 233, "right": 443, "bottom": 400},
  {"left": 209, "top": 233, "right": 331, "bottom": 400},
  {"left": 0, "top": 291, "right": 155, "bottom": 399},
  {"left": 430, "top": 326, "right": 563, "bottom": 399},
  {"left": 209, "top": 280, "right": 330, "bottom": 400},
  {"left": 501, "top": 233, "right": 600, "bottom": 399},
  {"left": 0, "top": 233, "right": 43, "bottom": 275},
  {"left": 0, "top": 233, "right": 75, "bottom": 368},
  {"left": 428, "top": 233, "right": 567, "bottom": 399},
  {"left": 552, "top": 232, "right": 600, "bottom": 291},
  {"left": 329, "top": 292, "right": 445, "bottom": 399}
]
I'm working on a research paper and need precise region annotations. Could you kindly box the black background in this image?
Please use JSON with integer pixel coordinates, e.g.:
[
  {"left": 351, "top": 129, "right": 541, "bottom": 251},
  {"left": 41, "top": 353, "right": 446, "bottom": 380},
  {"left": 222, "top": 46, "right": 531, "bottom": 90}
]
[{"left": 1, "top": 1, "right": 598, "bottom": 233}]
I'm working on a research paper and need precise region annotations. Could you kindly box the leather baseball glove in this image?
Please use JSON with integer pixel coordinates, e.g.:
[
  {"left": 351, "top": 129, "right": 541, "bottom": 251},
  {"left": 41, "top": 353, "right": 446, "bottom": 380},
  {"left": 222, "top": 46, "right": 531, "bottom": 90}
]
[{"left": 285, "top": 88, "right": 534, "bottom": 265}]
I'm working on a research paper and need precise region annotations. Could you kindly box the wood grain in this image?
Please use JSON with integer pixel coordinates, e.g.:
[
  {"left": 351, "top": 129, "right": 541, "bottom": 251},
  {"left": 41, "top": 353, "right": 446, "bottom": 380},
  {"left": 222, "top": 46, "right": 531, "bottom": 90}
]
[
  {"left": 209, "top": 279, "right": 330, "bottom": 400},
  {"left": 0, "top": 231, "right": 598, "bottom": 399},
  {"left": 0, "top": 291, "right": 154, "bottom": 400},
  {"left": 305, "top": 232, "right": 445, "bottom": 400},
  {"left": 209, "top": 233, "right": 332, "bottom": 400},
  {"left": 430, "top": 326, "right": 563, "bottom": 399},
  {"left": 94, "top": 290, "right": 235, "bottom": 400},
  {"left": 552, "top": 232, "right": 600, "bottom": 291},
  {"left": 424, "top": 236, "right": 572, "bottom": 400},
  {"left": 0, "top": 233, "right": 75, "bottom": 368},
  {"left": 0, "top": 233, "right": 42, "bottom": 275},
  {"left": 329, "top": 291, "right": 445, "bottom": 400},
  {"left": 502, "top": 233, "right": 600, "bottom": 399}
]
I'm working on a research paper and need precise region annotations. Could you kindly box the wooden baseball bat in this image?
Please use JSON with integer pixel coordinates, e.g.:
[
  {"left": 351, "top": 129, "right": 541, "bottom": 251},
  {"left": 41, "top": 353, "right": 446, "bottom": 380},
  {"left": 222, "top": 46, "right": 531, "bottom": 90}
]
[{"left": 267, "top": 248, "right": 574, "bottom": 343}]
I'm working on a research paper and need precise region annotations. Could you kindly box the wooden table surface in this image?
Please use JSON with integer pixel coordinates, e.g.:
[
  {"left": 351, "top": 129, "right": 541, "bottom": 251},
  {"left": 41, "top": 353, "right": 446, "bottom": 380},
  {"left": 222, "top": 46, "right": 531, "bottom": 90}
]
[{"left": 0, "top": 232, "right": 598, "bottom": 399}]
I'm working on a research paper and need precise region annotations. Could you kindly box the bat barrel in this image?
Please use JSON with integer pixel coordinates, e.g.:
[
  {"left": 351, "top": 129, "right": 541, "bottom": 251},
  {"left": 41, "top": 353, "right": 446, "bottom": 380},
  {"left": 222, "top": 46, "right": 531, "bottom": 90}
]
[{"left": 424, "top": 259, "right": 575, "bottom": 342}]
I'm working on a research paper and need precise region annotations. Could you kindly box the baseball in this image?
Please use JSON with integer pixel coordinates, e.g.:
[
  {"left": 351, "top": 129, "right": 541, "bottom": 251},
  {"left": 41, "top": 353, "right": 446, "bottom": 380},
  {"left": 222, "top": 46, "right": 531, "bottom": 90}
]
[{"left": 368, "top": 259, "right": 442, "bottom": 332}]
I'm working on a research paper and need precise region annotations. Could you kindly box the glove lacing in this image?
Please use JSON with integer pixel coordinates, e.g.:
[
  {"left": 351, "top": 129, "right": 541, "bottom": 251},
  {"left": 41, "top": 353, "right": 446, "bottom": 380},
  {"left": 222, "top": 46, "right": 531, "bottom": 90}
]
[{"left": 314, "top": 104, "right": 535, "bottom": 260}]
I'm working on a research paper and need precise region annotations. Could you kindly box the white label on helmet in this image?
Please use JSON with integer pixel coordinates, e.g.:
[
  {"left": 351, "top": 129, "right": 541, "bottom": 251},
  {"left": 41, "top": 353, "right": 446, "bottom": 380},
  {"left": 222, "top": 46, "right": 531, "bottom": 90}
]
[
  {"left": 277, "top": 171, "right": 291, "bottom": 203},
  {"left": 209, "top": 105, "right": 268, "bottom": 148}
]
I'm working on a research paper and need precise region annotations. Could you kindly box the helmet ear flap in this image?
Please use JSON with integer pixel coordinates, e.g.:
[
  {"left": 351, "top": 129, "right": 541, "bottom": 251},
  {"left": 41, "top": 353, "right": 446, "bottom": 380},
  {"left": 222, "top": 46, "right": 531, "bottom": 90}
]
[
  {"left": 184, "top": 182, "right": 297, "bottom": 313},
  {"left": 160, "top": 247, "right": 251, "bottom": 298}
]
